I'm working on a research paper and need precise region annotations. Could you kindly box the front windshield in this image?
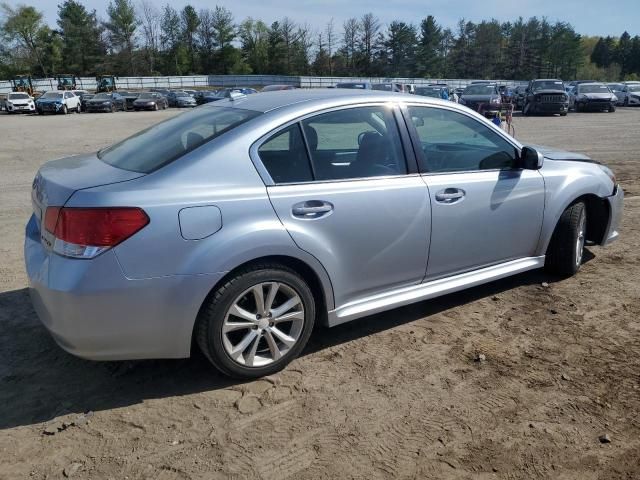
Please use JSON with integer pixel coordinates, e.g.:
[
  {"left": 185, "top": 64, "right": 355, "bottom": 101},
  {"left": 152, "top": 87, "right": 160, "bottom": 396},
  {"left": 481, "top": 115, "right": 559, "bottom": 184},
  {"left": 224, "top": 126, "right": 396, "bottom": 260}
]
[
  {"left": 42, "top": 92, "right": 63, "bottom": 99},
  {"left": 607, "top": 84, "right": 624, "bottom": 91},
  {"left": 532, "top": 80, "right": 564, "bottom": 90},
  {"left": 98, "top": 106, "right": 261, "bottom": 173},
  {"left": 415, "top": 87, "right": 442, "bottom": 98},
  {"left": 138, "top": 93, "right": 156, "bottom": 99},
  {"left": 175, "top": 92, "right": 190, "bottom": 97},
  {"left": 579, "top": 84, "right": 610, "bottom": 93},
  {"left": 94, "top": 93, "right": 110, "bottom": 99},
  {"left": 464, "top": 85, "right": 497, "bottom": 95},
  {"left": 337, "top": 83, "right": 367, "bottom": 89},
  {"left": 9, "top": 93, "right": 30, "bottom": 99}
]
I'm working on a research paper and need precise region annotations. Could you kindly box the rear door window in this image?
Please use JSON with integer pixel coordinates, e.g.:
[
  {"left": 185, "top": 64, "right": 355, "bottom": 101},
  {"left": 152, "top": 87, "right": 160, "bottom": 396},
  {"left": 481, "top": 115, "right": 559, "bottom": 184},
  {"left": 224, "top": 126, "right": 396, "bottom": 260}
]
[
  {"left": 258, "top": 124, "right": 313, "bottom": 184},
  {"left": 301, "top": 106, "right": 407, "bottom": 181}
]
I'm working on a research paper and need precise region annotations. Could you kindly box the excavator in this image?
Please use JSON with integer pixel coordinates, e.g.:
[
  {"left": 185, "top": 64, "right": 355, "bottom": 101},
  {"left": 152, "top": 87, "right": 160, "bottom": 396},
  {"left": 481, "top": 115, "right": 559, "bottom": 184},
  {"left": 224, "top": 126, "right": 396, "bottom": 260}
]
[
  {"left": 96, "top": 75, "right": 117, "bottom": 93},
  {"left": 11, "top": 75, "right": 37, "bottom": 96},
  {"left": 56, "top": 74, "right": 78, "bottom": 90}
]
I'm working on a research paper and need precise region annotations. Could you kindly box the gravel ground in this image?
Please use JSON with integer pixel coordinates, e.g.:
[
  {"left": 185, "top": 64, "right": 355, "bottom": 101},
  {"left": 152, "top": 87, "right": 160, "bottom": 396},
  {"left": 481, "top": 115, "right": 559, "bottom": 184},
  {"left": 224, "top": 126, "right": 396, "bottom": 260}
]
[{"left": 1, "top": 107, "right": 639, "bottom": 480}]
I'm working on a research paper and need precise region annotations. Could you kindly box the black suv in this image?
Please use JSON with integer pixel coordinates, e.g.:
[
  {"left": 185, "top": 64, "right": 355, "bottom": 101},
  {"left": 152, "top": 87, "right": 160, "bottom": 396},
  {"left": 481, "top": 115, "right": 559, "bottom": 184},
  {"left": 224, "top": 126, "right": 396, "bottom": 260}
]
[{"left": 523, "top": 79, "right": 569, "bottom": 116}]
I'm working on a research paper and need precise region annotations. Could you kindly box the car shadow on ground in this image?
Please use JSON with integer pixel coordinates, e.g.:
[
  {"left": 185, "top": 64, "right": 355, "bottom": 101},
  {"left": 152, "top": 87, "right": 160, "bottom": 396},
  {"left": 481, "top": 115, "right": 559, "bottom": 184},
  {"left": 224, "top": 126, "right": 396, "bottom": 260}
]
[{"left": 0, "top": 253, "right": 594, "bottom": 431}]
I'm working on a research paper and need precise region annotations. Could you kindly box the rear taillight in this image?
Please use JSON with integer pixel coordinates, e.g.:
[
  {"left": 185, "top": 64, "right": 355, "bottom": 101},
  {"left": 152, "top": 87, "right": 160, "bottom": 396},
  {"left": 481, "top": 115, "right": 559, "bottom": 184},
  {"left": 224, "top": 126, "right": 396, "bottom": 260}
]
[{"left": 43, "top": 207, "right": 149, "bottom": 258}]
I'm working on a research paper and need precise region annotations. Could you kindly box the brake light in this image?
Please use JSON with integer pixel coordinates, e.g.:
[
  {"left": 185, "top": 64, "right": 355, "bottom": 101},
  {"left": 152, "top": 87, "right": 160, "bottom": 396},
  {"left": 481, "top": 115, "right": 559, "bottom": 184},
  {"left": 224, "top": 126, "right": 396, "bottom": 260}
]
[
  {"left": 43, "top": 207, "right": 149, "bottom": 258},
  {"left": 44, "top": 206, "right": 61, "bottom": 233}
]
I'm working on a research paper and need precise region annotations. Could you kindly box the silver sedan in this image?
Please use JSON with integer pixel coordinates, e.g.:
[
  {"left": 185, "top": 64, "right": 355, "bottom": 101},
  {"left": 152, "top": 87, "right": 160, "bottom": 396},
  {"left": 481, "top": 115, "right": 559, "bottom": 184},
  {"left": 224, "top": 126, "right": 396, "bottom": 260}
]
[{"left": 25, "top": 90, "right": 623, "bottom": 378}]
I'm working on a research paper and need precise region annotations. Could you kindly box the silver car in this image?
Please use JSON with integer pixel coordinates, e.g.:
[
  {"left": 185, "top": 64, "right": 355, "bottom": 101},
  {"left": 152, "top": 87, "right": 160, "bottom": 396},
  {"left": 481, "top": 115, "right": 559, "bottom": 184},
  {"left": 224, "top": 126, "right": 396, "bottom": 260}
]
[{"left": 25, "top": 90, "right": 623, "bottom": 378}]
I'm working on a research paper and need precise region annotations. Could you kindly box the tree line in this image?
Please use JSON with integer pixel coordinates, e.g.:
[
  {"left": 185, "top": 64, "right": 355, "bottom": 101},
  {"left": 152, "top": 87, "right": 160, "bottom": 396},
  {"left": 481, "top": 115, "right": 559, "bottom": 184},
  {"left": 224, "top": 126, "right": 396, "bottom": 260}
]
[{"left": 1, "top": 0, "right": 639, "bottom": 82}]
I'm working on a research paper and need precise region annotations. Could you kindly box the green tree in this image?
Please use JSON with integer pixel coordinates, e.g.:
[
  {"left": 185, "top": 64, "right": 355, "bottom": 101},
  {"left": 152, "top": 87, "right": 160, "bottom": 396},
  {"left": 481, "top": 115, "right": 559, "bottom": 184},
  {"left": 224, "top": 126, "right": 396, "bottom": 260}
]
[
  {"left": 57, "top": 0, "right": 105, "bottom": 75},
  {"left": 384, "top": 21, "right": 417, "bottom": 77},
  {"left": 181, "top": 5, "right": 199, "bottom": 73},
  {"left": 0, "top": 3, "right": 48, "bottom": 75},
  {"left": 104, "top": 0, "right": 139, "bottom": 74},
  {"left": 416, "top": 16, "right": 443, "bottom": 77},
  {"left": 617, "top": 31, "right": 633, "bottom": 76},
  {"left": 210, "top": 6, "right": 237, "bottom": 74},
  {"left": 238, "top": 18, "right": 269, "bottom": 74},
  {"left": 160, "top": 5, "right": 187, "bottom": 74}
]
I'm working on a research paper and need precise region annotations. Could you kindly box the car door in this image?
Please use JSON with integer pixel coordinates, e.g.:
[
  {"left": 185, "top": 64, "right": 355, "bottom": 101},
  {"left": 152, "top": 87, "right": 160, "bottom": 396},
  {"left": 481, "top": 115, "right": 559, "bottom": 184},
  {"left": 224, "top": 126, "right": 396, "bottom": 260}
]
[
  {"left": 257, "top": 104, "right": 431, "bottom": 308},
  {"left": 404, "top": 104, "right": 545, "bottom": 280}
]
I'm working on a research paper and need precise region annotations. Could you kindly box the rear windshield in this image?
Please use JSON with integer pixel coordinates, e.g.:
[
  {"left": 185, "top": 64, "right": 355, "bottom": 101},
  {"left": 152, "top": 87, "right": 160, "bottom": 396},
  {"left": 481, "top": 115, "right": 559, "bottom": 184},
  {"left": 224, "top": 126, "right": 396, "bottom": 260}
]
[{"left": 98, "top": 106, "right": 261, "bottom": 173}]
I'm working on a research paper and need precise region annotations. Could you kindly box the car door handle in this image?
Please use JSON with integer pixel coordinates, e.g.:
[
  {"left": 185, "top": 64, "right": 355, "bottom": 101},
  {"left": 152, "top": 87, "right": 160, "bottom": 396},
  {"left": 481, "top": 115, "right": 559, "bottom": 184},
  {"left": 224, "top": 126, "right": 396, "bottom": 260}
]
[
  {"left": 292, "top": 201, "right": 334, "bottom": 218},
  {"left": 435, "top": 188, "right": 466, "bottom": 204}
]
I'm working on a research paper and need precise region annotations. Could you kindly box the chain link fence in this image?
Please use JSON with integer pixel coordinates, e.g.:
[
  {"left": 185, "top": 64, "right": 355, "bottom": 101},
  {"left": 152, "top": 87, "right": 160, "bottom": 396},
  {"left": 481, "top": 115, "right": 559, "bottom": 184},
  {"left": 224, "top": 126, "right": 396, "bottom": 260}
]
[{"left": 0, "top": 75, "right": 529, "bottom": 95}]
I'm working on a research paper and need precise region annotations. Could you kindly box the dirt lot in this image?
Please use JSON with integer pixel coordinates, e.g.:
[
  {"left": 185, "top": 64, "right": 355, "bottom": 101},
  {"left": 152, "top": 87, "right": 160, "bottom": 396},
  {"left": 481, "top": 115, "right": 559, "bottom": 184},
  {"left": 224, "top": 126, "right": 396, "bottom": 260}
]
[{"left": 1, "top": 107, "right": 639, "bottom": 480}]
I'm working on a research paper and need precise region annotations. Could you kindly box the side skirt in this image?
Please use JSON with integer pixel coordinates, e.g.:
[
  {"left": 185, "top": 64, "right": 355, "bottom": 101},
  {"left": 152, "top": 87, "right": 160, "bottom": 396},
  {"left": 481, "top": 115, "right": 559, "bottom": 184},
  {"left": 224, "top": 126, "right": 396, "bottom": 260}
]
[{"left": 327, "top": 256, "right": 545, "bottom": 327}]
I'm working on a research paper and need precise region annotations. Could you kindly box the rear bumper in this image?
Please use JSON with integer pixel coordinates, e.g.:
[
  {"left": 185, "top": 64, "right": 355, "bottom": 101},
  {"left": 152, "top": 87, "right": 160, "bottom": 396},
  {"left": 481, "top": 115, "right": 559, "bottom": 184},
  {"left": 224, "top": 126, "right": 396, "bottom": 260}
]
[
  {"left": 24, "top": 215, "right": 222, "bottom": 361},
  {"left": 602, "top": 185, "right": 624, "bottom": 246}
]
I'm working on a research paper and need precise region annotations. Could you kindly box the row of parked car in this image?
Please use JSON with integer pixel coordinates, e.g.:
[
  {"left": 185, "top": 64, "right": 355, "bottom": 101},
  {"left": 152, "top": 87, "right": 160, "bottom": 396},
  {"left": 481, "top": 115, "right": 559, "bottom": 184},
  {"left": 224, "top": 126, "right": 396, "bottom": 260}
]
[
  {"left": 1, "top": 86, "right": 267, "bottom": 115},
  {"left": 510, "top": 80, "right": 640, "bottom": 115}
]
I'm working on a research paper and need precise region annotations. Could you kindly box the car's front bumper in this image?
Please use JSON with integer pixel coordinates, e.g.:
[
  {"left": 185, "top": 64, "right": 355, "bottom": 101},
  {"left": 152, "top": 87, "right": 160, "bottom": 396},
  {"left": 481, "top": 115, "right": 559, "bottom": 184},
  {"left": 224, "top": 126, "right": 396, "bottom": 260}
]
[
  {"left": 580, "top": 100, "right": 615, "bottom": 111},
  {"left": 24, "top": 215, "right": 221, "bottom": 360},
  {"left": 7, "top": 104, "right": 35, "bottom": 112},
  {"left": 602, "top": 184, "right": 624, "bottom": 246},
  {"left": 86, "top": 105, "right": 112, "bottom": 112},
  {"left": 532, "top": 102, "right": 569, "bottom": 113}
]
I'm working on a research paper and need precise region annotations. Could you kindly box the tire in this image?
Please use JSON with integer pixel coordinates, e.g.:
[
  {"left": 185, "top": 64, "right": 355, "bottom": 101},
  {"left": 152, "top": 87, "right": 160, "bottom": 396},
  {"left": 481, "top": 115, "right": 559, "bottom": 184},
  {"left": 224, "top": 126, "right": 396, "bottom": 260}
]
[
  {"left": 624, "top": 98, "right": 629, "bottom": 106},
  {"left": 61, "top": 104, "right": 68, "bottom": 115},
  {"left": 609, "top": 105, "right": 616, "bottom": 112},
  {"left": 560, "top": 112, "right": 567, "bottom": 116},
  {"left": 545, "top": 201, "right": 587, "bottom": 277},
  {"left": 111, "top": 104, "right": 116, "bottom": 113},
  {"left": 523, "top": 103, "right": 531, "bottom": 116},
  {"left": 154, "top": 103, "right": 158, "bottom": 111},
  {"left": 196, "top": 264, "right": 316, "bottom": 379}
]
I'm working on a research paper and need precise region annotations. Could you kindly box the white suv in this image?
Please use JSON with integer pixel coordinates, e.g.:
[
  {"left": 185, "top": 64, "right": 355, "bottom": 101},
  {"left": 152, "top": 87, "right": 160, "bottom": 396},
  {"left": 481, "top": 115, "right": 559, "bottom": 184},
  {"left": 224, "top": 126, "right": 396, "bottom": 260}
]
[
  {"left": 35, "top": 91, "right": 81, "bottom": 114},
  {"left": 4, "top": 92, "right": 36, "bottom": 113}
]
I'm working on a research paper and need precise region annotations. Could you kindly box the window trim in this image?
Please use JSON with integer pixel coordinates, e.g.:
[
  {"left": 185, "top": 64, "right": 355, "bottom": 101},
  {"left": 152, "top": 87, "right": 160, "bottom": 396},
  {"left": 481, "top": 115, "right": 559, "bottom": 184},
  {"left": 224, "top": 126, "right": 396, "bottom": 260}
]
[
  {"left": 250, "top": 102, "right": 417, "bottom": 186},
  {"left": 399, "top": 103, "right": 523, "bottom": 176}
]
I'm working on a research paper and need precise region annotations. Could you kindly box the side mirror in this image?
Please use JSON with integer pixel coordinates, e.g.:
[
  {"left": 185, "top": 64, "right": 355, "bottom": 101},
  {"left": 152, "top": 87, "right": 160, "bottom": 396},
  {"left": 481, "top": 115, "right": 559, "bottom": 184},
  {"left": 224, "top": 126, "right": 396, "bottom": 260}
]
[{"left": 519, "top": 146, "right": 544, "bottom": 170}]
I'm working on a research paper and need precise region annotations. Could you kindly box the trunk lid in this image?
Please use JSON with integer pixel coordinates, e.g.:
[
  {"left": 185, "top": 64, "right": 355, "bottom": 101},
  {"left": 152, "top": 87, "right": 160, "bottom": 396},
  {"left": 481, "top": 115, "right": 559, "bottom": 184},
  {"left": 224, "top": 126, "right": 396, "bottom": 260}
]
[{"left": 31, "top": 153, "right": 145, "bottom": 247}]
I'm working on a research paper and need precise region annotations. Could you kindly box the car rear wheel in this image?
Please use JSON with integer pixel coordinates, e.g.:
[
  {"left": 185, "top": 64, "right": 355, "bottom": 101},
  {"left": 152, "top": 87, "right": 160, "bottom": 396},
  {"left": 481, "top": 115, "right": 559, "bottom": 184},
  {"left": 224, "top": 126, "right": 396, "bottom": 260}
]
[
  {"left": 196, "top": 264, "right": 316, "bottom": 378},
  {"left": 61, "top": 105, "right": 68, "bottom": 115},
  {"left": 545, "top": 201, "right": 587, "bottom": 277}
]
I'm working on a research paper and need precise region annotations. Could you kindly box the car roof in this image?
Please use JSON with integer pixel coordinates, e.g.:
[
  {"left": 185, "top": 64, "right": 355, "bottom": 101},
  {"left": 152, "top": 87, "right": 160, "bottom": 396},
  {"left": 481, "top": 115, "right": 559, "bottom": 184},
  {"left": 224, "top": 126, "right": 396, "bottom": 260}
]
[{"left": 206, "top": 89, "right": 456, "bottom": 114}]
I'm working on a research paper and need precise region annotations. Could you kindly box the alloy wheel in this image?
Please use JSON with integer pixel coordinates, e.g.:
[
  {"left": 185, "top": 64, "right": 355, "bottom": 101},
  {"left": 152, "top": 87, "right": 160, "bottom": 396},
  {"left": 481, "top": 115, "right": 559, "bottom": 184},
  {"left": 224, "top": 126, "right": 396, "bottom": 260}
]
[
  {"left": 576, "top": 209, "right": 586, "bottom": 267},
  {"left": 222, "top": 282, "right": 305, "bottom": 367}
]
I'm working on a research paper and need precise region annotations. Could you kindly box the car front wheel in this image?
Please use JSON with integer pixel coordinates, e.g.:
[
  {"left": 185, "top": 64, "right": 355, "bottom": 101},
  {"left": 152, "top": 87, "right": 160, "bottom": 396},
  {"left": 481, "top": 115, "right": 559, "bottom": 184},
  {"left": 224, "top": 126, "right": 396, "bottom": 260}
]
[
  {"left": 545, "top": 201, "right": 587, "bottom": 276},
  {"left": 196, "top": 264, "right": 316, "bottom": 378}
]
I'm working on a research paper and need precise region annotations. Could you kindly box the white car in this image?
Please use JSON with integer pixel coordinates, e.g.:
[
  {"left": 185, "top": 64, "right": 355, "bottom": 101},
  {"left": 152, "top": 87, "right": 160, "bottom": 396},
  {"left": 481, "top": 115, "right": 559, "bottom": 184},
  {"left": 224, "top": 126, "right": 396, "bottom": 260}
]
[
  {"left": 621, "top": 84, "right": 640, "bottom": 106},
  {"left": 35, "top": 90, "right": 81, "bottom": 114},
  {"left": 4, "top": 92, "right": 36, "bottom": 113}
]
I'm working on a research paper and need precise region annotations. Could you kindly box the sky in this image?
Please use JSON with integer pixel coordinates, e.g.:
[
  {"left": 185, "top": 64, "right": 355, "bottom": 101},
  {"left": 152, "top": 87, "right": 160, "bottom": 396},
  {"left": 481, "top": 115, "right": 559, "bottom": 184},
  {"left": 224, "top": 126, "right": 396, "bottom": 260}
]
[{"left": 18, "top": 0, "right": 640, "bottom": 38}]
